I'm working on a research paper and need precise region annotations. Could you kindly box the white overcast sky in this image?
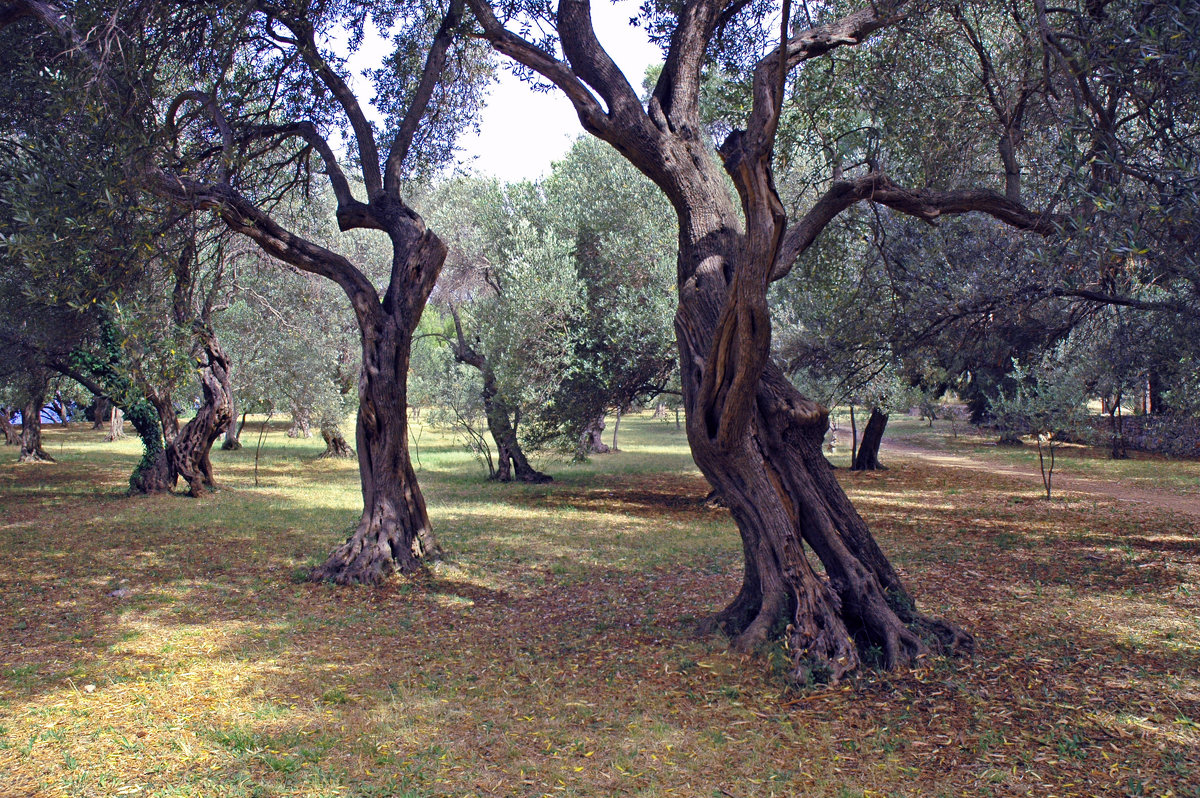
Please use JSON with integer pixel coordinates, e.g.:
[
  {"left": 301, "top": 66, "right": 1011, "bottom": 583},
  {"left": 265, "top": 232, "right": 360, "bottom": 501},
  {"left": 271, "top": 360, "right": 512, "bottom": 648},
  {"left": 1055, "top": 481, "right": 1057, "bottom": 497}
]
[{"left": 348, "top": 2, "right": 660, "bottom": 183}]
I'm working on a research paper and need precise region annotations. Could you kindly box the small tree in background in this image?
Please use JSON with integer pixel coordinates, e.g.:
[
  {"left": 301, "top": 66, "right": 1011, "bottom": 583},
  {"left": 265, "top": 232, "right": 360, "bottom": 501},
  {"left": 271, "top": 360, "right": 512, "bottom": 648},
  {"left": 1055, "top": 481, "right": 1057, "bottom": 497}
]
[{"left": 988, "top": 346, "right": 1090, "bottom": 499}]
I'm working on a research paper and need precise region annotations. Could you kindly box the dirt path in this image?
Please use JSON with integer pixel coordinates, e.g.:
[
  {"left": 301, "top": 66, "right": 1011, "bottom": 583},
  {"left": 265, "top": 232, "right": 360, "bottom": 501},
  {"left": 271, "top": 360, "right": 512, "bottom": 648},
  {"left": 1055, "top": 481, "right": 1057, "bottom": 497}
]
[{"left": 882, "top": 437, "right": 1200, "bottom": 520}]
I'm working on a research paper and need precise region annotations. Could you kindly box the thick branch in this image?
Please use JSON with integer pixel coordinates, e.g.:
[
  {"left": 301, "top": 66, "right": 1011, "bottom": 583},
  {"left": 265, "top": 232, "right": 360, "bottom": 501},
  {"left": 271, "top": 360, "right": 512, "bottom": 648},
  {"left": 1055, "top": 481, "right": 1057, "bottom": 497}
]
[
  {"left": 771, "top": 174, "right": 1058, "bottom": 281},
  {"left": 384, "top": 0, "right": 464, "bottom": 195},
  {"left": 465, "top": 0, "right": 611, "bottom": 137},
  {"left": 157, "top": 172, "right": 382, "bottom": 329},
  {"left": 1052, "top": 288, "right": 1198, "bottom": 318},
  {"left": 167, "top": 90, "right": 234, "bottom": 183},
  {"left": 558, "top": 0, "right": 647, "bottom": 128},
  {"left": 266, "top": 6, "right": 384, "bottom": 198}
]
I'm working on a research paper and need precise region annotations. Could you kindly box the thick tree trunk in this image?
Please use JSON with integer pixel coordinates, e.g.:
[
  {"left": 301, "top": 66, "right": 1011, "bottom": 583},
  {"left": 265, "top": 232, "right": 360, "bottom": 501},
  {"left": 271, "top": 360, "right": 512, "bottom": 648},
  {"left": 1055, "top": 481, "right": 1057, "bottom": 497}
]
[
  {"left": 19, "top": 395, "right": 54, "bottom": 463},
  {"left": 318, "top": 421, "right": 355, "bottom": 459},
  {"left": 576, "top": 416, "right": 611, "bottom": 459},
  {"left": 125, "top": 397, "right": 172, "bottom": 494},
  {"left": 851, "top": 409, "right": 888, "bottom": 471},
  {"left": 0, "top": 407, "right": 18, "bottom": 445},
  {"left": 92, "top": 396, "right": 111, "bottom": 429},
  {"left": 288, "top": 407, "right": 313, "bottom": 438},
  {"left": 674, "top": 202, "right": 968, "bottom": 682},
  {"left": 165, "top": 332, "right": 235, "bottom": 497},
  {"left": 310, "top": 308, "right": 442, "bottom": 585},
  {"left": 107, "top": 406, "right": 126, "bottom": 440}
]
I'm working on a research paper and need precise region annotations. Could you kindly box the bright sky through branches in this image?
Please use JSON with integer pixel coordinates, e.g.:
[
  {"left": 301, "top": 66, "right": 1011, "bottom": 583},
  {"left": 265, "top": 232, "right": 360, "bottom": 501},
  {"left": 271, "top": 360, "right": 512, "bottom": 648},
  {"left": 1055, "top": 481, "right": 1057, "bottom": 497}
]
[
  {"left": 457, "top": 2, "right": 661, "bottom": 182},
  {"left": 347, "top": 2, "right": 660, "bottom": 184}
]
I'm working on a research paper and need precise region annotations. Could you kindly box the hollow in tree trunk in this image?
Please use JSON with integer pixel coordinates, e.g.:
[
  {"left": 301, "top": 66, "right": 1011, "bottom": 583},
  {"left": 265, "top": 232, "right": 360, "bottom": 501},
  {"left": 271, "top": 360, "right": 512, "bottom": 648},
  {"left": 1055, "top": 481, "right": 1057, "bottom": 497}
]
[
  {"left": 851, "top": 409, "right": 888, "bottom": 471},
  {"left": 319, "top": 421, "right": 355, "bottom": 459}
]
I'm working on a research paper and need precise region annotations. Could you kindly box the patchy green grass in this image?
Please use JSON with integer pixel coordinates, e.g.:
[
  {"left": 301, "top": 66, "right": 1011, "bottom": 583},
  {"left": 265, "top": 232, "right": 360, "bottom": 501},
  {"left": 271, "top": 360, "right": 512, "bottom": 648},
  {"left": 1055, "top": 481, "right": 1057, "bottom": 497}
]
[
  {"left": 872, "top": 412, "right": 1200, "bottom": 497},
  {"left": 1, "top": 412, "right": 1199, "bottom": 797}
]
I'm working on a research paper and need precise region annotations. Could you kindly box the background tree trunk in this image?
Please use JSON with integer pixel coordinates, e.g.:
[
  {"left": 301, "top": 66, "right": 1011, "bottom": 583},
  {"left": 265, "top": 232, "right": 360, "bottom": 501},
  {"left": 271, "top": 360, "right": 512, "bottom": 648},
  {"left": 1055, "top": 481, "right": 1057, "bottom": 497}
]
[
  {"left": 318, "top": 422, "right": 354, "bottom": 459},
  {"left": 166, "top": 331, "right": 235, "bottom": 497},
  {"left": 576, "top": 416, "right": 610, "bottom": 459},
  {"left": 288, "top": 407, "right": 313, "bottom": 438},
  {"left": 610, "top": 409, "right": 622, "bottom": 452},
  {"left": 107, "top": 406, "right": 126, "bottom": 440},
  {"left": 18, "top": 374, "right": 54, "bottom": 463},
  {"left": 0, "top": 407, "right": 18, "bottom": 445},
  {"left": 92, "top": 396, "right": 111, "bottom": 429},
  {"left": 851, "top": 409, "right": 889, "bottom": 471},
  {"left": 449, "top": 312, "right": 552, "bottom": 484}
]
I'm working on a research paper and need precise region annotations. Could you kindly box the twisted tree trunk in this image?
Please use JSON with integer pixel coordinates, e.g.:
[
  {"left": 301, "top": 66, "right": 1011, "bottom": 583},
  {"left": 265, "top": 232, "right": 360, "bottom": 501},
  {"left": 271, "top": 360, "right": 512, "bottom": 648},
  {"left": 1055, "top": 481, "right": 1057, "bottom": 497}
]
[
  {"left": 851, "top": 408, "right": 888, "bottom": 471},
  {"left": 319, "top": 421, "right": 354, "bottom": 458},
  {"left": 166, "top": 331, "right": 234, "bottom": 497},
  {"left": 576, "top": 416, "right": 610, "bottom": 459},
  {"left": 310, "top": 307, "right": 442, "bottom": 583}
]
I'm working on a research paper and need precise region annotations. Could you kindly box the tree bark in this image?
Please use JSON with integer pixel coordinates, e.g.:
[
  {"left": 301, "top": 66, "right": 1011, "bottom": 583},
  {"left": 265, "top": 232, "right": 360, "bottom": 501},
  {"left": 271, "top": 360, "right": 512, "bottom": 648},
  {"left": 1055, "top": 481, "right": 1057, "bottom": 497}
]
[
  {"left": 0, "top": 407, "right": 18, "bottom": 445},
  {"left": 611, "top": 408, "right": 622, "bottom": 452},
  {"left": 318, "top": 421, "right": 354, "bottom": 459},
  {"left": 221, "top": 398, "right": 242, "bottom": 450},
  {"left": 18, "top": 377, "right": 54, "bottom": 463},
  {"left": 851, "top": 408, "right": 888, "bottom": 471},
  {"left": 164, "top": 330, "right": 235, "bottom": 497},
  {"left": 310, "top": 307, "right": 442, "bottom": 584},
  {"left": 107, "top": 406, "right": 126, "bottom": 440}
]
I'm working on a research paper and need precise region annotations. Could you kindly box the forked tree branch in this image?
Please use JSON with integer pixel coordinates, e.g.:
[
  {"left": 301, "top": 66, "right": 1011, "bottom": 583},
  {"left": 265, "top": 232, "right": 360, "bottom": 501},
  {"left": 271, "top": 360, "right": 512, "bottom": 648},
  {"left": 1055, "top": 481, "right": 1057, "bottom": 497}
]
[
  {"left": 465, "top": 0, "right": 612, "bottom": 137},
  {"left": 385, "top": 0, "right": 465, "bottom": 195},
  {"left": 771, "top": 174, "right": 1059, "bottom": 281},
  {"left": 156, "top": 172, "right": 383, "bottom": 330},
  {"left": 262, "top": 4, "right": 385, "bottom": 198}
]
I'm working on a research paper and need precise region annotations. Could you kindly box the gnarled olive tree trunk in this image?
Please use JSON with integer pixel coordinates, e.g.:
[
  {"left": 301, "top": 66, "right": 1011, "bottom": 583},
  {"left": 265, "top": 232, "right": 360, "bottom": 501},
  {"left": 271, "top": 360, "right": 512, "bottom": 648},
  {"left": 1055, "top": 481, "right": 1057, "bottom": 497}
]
[
  {"left": 319, "top": 421, "right": 354, "bottom": 459},
  {"left": 309, "top": 302, "right": 441, "bottom": 584},
  {"left": 449, "top": 315, "right": 551, "bottom": 484},
  {"left": 19, "top": 398, "right": 54, "bottom": 463},
  {"left": 673, "top": 198, "right": 968, "bottom": 682},
  {"left": 851, "top": 408, "right": 888, "bottom": 471},
  {"left": 165, "top": 331, "right": 234, "bottom": 497}
]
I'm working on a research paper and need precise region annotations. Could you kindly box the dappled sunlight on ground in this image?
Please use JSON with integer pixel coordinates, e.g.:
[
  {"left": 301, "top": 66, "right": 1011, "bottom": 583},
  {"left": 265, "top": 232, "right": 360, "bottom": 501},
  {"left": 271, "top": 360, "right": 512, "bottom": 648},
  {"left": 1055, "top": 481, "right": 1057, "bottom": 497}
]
[{"left": 2, "top": 414, "right": 1199, "bottom": 796}]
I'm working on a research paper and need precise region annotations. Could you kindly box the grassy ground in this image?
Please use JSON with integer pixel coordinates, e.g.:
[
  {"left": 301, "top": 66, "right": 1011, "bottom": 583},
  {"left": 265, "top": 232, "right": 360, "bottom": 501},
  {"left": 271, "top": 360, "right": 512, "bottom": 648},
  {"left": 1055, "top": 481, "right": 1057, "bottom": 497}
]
[
  {"left": 874, "top": 412, "right": 1200, "bottom": 498},
  {"left": 1, "top": 413, "right": 1198, "bottom": 797}
]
